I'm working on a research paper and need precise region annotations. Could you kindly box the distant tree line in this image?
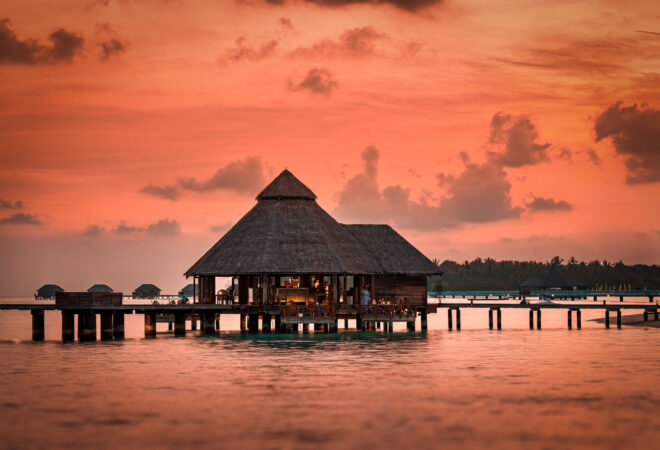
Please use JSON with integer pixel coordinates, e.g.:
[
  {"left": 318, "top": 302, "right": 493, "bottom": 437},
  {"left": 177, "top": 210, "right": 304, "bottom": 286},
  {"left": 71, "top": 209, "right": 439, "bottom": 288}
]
[{"left": 433, "top": 257, "right": 660, "bottom": 291}]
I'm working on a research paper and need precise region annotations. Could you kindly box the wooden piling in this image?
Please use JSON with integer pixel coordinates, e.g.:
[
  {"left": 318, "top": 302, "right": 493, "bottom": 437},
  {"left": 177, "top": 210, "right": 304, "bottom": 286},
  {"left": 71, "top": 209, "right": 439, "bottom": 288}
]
[
  {"left": 100, "top": 313, "right": 113, "bottom": 340},
  {"left": 174, "top": 312, "right": 186, "bottom": 336},
  {"left": 275, "top": 315, "right": 283, "bottom": 332},
  {"left": 620, "top": 296, "right": 624, "bottom": 302},
  {"left": 497, "top": 308, "right": 502, "bottom": 330},
  {"left": 314, "top": 323, "right": 323, "bottom": 332},
  {"left": 240, "top": 314, "right": 246, "bottom": 332},
  {"left": 529, "top": 309, "right": 533, "bottom": 330},
  {"left": 215, "top": 315, "right": 220, "bottom": 331},
  {"left": 31, "top": 309, "right": 45, "bottom": 341},
  {"left": 489, "top": 308, "right": 493, "bottom": 330},
  {"left": 191, "top": 316, "right": 197, "bottom": 331},
  {"left": 577, "top": 309, "right": 581, "bottom": 330},
  {"left": 344, "top": 318, "right": 349, "bottom": 329},
  {"left": 448, "top": 309, "right": 453, "bottom": 330},
  {"left": 388, "top": 320, "right": 394, "bottom": 332},
  {"left": 407, "top": 319, "right": 416, "bottom": 332},
  {"left": 262, "top": 315, "right": 271, "bottom": 333},
  {"left": 605, "top": 310, "right": 610, "bottom": 329},
  {"left": 168, "top": 321, "right": 173, "bottom": 331},
  {"left": 421, "top": 311, "right": 428, "bottom": 331},
  {"left": 302, "top": 322, "right": 309, "bottom": 333},
  {"left": 456, "top": 309, "right": 461, "bottom": 331},
  {"left": 113, "top": 312, "right": 124, "bottom": 340},
  {"left": 144, "top": 312, "right": 157, "bottom": 338},
  {"left": 568, "top": 310, "right": 572, "bottom": 330},
  {"left": 536, "top": 309, "right": 541, "bottom": 330},
  {"left": 616, "top": 309, "right": 622, "bottom": 329},
  {"left": 80, "top": 312, "right": 97, "bottom": 341},
  {"left": 61, "top": 311, "right": 74, "bottom": 342},
  {"left": 644, "top": 310, "right": 648, "bottom": 321}
]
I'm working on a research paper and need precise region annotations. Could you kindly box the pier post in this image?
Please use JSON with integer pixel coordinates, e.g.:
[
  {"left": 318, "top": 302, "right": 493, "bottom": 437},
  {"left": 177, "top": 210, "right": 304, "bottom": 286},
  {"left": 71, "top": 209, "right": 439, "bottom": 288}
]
[
  {"left": 168, "top": 321, "right": 173, "bottom": 331},
  {"left": 644, "top": 310, "right": 648, "bottom": 321},
  {"left": 421, "top": 311, "right": 428, "bottom": 331},
  {"left": 497, "top": 309, "right": 502, "bottom": 330},
  {"left": 240, "top": 314, "right": 246, "bottom": 332},
  {"left": 616, "top": 309, "right": 622, "bottom": 329},
  {"left": 31, "top": 310, "right": 45, "bottom": 341},
  {"left": 649, "top": 296, "right": 653, "bottom": 303},
  {"left": 389, "top": 320, "right": 394, "bottom": 332},
  {"left": 144, "top": 312, "right": 157, "bottom": 338},
  {"left": 191, "top": 316, "right": 197, "bottom": 331},
  {"left": 302, "top": 322, "right": 309, "bottom": 333},
  {"left": 448, "top": 309, "right": 453, "bottom": 331},
  {"left": 529, "top": 309, "right": 533, "bottom": 330},
  {"left": 456, "top": 309, "right": 461, "bottom": 331},
  {"left": 619, "top": 296, "right": 623, "bottom": 302},
  {"left": 203, "top": 312, "right": 216, "bottom": 334},
  {"left": 80, "top": 312, "right": 97, "bottom": 341},
  {"left": 577, "top": 309, "right": 581, "bottom": 330},
  {"left": 333, "top": 318, "right": 339, "bottom": 333},
  {"left": 605, "top": 310, "right": 610, "bottom": 329},
  {"left": 568, "top": 310, "right": 572, "bottom": 330},
  {"left": 344, "top": 319, "right": 349, "bottom": 329},
  {"left": 382, "top": 321, "right": 388, "bottom": 332},
  {"left": 355, "top": 313, "right": 361, "bottom": 330},
  {"left": 101, "top": 313, "right": 114, "bottom": 340},
  {"left": 275, "top": 315, "right": 282, "bottom": 332},
  {"left": 62, "top": 311, "right": 74, "bottom": 342},
  {"left": 655, "top": 310, "right": 659, "bottom": 321},
  {"left": 263, "top": 315, "right": 271, "bottom": 333},
  {"left": 314, "top": 323, "right": 324, "bottom": 332},
  {"left": 593, "top": 296, "right": 597, "bottom": 301},
  {"left": 407, "top": 319, "right": 416, "bottom": 332},
  {"left": 489, "top": 308, "right": 493, "bottom": 330},
  {"left": 174, "top": 312, "right": 186, "bottom": 336},
  {"left": 215, "top": 314, "right": 220, "bottom": 331},
  {"left": 113, "top": 312, "right": 124, "bottom": 340},
  {"left": 537, "top": 309, "right": 541, "bottom": 330}
]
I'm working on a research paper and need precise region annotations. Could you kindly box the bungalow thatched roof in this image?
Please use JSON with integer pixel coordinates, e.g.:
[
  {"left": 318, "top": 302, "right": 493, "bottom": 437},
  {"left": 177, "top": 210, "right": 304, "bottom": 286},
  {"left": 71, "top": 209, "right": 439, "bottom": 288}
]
[
  {"left": 185, "top": 169, "right": 438, "bottom": 277},
  {"left": 133, "top": 284, "right": 161, "bottom": 295},
  {"left": 37, "top": 284, "right": 64, "bottom": 296},
  {"left": 88, "top": 283, "right": 113, "bottom": 293},
  {"left": 343, "top": 225, "right": 441, "bottom": 275}
]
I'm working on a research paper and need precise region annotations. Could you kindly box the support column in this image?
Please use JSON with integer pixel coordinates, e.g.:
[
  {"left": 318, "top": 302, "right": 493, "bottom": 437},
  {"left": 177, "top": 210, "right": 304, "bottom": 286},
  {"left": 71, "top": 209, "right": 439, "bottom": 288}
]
[
  {"left": 448, "top": 309, "right": 453, "bottom": 330},
  {"left": 619, "top": 296, "right": 624, "bottom": 302},
  {"left": 191, "top": 316, "right": 197, "bottom": 331},
  {"left": 655, "top": 309, "right": 659, "bottom": 321},
  {"left": 644, "top": 310, "right": 648, "bottom": 321},
  {"left": 262, "top": 315, "right": 271, "bottom": 333},
  {"left": 240, "top": 314, "right": 247, "bottom": 332},
  {"left": 605, "top": 310, "right": 610, "bottom": 329},
  {"left": 215, "top": 314, "right": 220, "bottom": 331},
  {"left": 275, "top": 315, "right": 282, "bottom": 332},
  {"left": 144, "top": 312, "right": 156, "bottom": 338},
  {"left": 168, "top": 321, "right": 173, "bottom": 332},
  {"left": 577, "top": 309, "right": 581, "bottom": 330},
  {"left": 62, "top": 311, "right": 74, "bottom": 342},
  {"left": 456, "top": 309, "right": 461, "bottom": 331},
  {"left": 568, "top": 310, "right": 573, "bottom": 330},
  {"left": 616, "top": 309, "right": 622, "bottom": 329},
  {"left": 302, "top": 323, "right": 309, "bottom": 333},
  {"left": 497, "top": 308, "right": 502, "bottom": 330},
  {"left": 529, "top": 309, "right": 534, "bottom": 330},
  {"left": 247, "top": 314, "right": 259, "bottom": 333},
  {"left": 421, "top": 311, "right": 428, "bottom": 331},
  {"left": 80, "top": 311, "right": 97, "bottom": 341},
  {"left": 344, "top": 319, "right": 349, "bottom": 329},
  {"left": 536, "top": 309, "right": 541, "bottom": 330},
  {"left": 174, "top": 312, "right": 186, "bottom": 336},
  {"left": 100, "top": 312, "right": 113, "bottom": 340},
  {"left": 389, "top": 320, "right": 394, "bottom": 332},
  {"left": 314, "top": 323, "right": 323, "bottom": 332},
  {"left": 489, "top": 308, "right": 493, "bottom": 330},
  {"left": 407, "top": 319, "right": 416, "bottom": 332},
  {"left": 31, "top": 309, "right": 45, "bottom": 341},
  {"left": 202, "top": 312, "right": 216, "bottom": 334},
  {"left": 113, "top": 312, "right": 124, "bottom": 340}
]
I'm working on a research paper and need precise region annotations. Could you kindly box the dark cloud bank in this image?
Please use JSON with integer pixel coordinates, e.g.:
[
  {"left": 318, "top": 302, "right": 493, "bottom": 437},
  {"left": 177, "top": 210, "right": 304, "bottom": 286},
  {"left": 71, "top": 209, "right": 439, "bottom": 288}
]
[
  {"left": 595, "top": 102, "right": 660, "bottom": 184},
  {"left": 141, "top": 156, "right": 267, "bottom": 201},
  {"left": 0, "top": 213, "right": 43, "bottom": 225},
  {"left": 0, "top": 18, "right": 83, "bottom": 65},
  {"left": 83, "top": 219, "right": 181, "bottom": 237},
  {"left": 334, "top": 112, "right": 573, "bottom": 230},
  {"left": 262, "top": 0, "right": 443, "bottom": 12},
  {"left": 288, "top": 67, "right": 338, "bottom": 95}
]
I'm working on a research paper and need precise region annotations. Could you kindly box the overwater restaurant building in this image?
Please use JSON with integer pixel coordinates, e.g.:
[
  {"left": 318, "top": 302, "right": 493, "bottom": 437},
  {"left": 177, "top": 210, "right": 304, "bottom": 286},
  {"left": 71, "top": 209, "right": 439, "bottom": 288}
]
[{"left": 185, "top": 170, "right": 440, "bottom": 317}]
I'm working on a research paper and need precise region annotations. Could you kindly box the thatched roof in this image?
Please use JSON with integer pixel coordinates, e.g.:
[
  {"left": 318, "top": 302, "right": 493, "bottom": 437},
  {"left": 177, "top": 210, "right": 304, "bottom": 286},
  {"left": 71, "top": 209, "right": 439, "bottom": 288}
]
[
  {"left": 185, "top": 170, "right": 438, "bottom": 277},
  {"left": 344, "top": 225, "right": 441, "bottom": 275},
  {"left": 37, "top": 284, "right": 64, "bottom": 296},
  {"left": 88, "top": 283, "right": 113, "bottom": 293},
  {"left": 132, "top": 283, "right": 161, "bottom": 297},
  {"left": 179, "top": 283, "right": 196, "bottom": 296}
]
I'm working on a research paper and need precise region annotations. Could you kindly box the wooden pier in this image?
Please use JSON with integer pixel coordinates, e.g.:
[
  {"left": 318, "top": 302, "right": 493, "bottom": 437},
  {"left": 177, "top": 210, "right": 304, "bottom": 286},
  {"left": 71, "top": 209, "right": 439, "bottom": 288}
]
[
  {"left": 433, "top": 289, "right": 658, "bottom": 302},
  {"left": 2, "top": 300, "right": 658, "bottom": 342}
]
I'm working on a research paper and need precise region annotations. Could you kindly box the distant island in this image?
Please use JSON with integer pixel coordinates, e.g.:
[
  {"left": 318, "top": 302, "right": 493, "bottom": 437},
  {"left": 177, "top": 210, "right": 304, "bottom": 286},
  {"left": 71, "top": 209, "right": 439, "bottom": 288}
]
[{"left": 435, "top": 257, "right": 660, "bottom": 291}]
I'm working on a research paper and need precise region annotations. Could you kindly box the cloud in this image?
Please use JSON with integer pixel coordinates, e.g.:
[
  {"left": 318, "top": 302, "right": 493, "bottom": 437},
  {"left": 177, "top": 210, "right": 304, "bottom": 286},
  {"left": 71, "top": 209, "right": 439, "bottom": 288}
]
[
  {"left": 99, "top": 38, "right": 126, "bottom": 60},
  {"left": 146, "top": 219, "right": 181, "bottom": 237},
  {"left": 586, "top": 148, "right": 601, "bottom": 165},
  {"left": 140, "top": 184, "right": 180, "bottom": 201},
  {"left": 0, "top": 18, "right": 83, "bottom": 65},
  {"left": 82, "top": 224, "right": 105, "bottom": 236},
  {"left": 287, "top": 67, "right": 337, "bottom": 95},
  {"left": 291, "top": 26, "right": 388, "bottom": 56},
  {"left": 526, "top": 196, "right": 572, "bottom": 212},
  {"left": 594, "top": 102, "right": 660, "bottom": 184},
  {"left": 141, "top": 156, "right": 267, "bottom": 200},
  {"left": 487, "top": 112, "right": 550, "bottom": 167},
  {"left": 219, "top": 36, "right": 279, "bottom": 65},
  {"left": 262, "top": 0, "right": 443, "bottom": 12},
  {"left": 278, "top": 17, "right": 294, "bottom": 29},
  {"left": 334, "top": 146, "right": 522, "bottom": 230},
  {"left": 110, "top": 219, "right": 181, "bottom": 237},
  {"left": 0, "top": 199, "right": 23, "bottom": 209},
  {"left": 0, "top": 213, "right": 43, "bottom": 225}
]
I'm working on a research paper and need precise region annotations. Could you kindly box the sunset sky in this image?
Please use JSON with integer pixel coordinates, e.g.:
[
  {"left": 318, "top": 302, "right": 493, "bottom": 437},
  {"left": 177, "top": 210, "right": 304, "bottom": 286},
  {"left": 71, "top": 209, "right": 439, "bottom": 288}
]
[{"left": 1, "top": 0, "right": 659, "bottom": 295}]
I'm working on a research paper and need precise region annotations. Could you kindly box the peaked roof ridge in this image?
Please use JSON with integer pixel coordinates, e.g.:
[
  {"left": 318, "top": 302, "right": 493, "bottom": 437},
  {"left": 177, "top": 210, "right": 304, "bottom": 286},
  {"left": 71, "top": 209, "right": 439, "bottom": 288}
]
[{"left": 257, "top": 169, "right": 316, "bottom": 200}]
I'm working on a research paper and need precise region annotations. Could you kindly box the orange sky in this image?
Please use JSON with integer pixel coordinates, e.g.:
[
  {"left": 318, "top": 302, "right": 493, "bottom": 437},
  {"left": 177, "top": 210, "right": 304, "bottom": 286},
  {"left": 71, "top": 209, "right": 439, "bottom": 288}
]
[{"left": 0, "top": 0, "right": 659, "bottom": 295}]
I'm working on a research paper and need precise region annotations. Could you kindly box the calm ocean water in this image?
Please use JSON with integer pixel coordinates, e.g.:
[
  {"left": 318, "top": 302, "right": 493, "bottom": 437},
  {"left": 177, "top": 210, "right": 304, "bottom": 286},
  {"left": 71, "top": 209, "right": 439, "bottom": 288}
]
[{"left": 0, "top": 297, "right": 659, "bottom": 449}]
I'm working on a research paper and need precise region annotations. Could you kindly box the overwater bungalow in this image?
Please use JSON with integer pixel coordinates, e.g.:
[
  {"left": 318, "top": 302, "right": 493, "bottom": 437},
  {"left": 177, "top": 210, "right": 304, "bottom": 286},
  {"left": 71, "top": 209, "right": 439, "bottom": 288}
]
[
  {"left": 185, "top": 169, "right": 441, "bottom": 331},
  {"left": 35, "top": 284, "right": 64, "bottom": 300},
  {"left": 132, "top": 283, "right": 161, "bottom": 299},
  {"left": 179, "top": 283, "right": 196, "bottom": 298},
  {"left": 519, "top": 264, "right": 588, "bottom": 295},
  {"left": 87, "top": 284, "right": 114, "bottom": 293}
]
